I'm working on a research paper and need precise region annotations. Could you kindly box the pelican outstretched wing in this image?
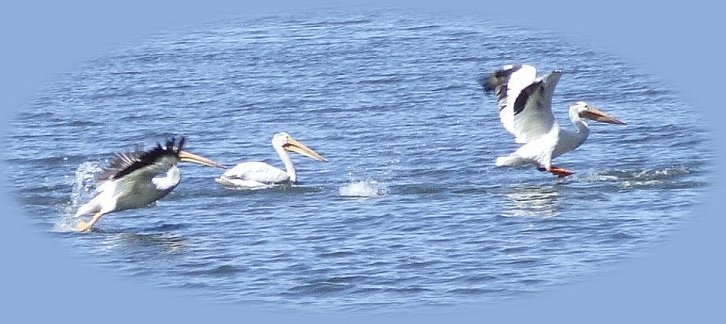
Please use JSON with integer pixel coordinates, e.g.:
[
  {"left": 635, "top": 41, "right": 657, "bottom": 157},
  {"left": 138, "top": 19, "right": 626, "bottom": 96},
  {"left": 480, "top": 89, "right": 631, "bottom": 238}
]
[
  {"left": 479, "top": 64, "right": 560, "bottom": 143},
  {"left": 97, "top": 137, "right": 185, "bottom": 182}
]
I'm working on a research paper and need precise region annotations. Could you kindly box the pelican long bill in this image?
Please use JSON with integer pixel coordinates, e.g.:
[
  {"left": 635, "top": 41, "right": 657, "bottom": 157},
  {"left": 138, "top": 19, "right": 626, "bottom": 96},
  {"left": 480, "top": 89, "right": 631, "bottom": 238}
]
[
  {"left": 284, "top": 138, "right": 328, "bottom": 162},
  {"left": 580, "top": 106, "right": 625, "bottom": 125},
  {"left": 179, "top": 150, "right": 227, "bottom": 168}
]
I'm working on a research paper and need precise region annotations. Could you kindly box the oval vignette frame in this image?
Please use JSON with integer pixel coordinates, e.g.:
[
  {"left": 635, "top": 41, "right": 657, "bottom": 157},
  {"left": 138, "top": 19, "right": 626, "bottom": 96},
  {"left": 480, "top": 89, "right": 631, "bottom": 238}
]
[{"left": 0, "top": 1, "right": 723, "bottom": 323}]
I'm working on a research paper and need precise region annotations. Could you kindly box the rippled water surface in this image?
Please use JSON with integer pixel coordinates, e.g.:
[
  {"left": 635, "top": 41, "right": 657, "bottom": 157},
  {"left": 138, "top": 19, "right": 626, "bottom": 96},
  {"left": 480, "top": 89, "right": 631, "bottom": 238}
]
[{"left": 4, "top": 9, "right": 712, "bottom": 313}]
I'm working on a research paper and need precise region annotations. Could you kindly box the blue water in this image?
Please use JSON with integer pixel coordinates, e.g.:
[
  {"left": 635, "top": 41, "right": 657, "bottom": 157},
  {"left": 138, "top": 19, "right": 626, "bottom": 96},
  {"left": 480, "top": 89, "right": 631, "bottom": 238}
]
[{"left": 3, "top": 9, "right": 713, "bottom": 314}]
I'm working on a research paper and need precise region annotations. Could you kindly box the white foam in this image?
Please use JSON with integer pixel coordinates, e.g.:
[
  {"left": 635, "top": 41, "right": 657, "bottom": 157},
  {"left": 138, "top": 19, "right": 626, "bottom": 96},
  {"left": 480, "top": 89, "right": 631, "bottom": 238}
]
[
  {"left": 54, "top": 161, "right": 102, "bottom": 232},
  {"left": 338, "top": 179, "right": 388, "bottom": 198},
  {"left": 70, "top": 161, "right": 102, "bottom": 207}
]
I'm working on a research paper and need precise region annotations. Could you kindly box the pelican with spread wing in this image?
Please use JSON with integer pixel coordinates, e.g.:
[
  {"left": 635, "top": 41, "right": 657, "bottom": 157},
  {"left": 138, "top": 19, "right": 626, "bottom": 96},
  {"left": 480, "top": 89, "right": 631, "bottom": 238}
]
[
  {"left": 215, "top": 132, "right": 328, "bottom": 189},
  {"left": 74, "top": 137, "right": 226, "bottom": 231},
  {"left": 479, "top": 64, "right": 625, "bottom": 177}
]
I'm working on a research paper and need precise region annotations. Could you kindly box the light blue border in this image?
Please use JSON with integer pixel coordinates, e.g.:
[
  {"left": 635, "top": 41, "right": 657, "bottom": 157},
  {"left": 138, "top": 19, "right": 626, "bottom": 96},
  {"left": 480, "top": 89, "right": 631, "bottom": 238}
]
[{"left": 1, "top": 1, "right": 723, "bottom": 323}]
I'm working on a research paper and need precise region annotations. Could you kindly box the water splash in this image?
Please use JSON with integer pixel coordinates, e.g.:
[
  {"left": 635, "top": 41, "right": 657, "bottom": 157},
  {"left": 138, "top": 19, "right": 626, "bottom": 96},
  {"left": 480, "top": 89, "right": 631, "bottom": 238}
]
[
  {"left": 339, "top": 178, "right": 389, "bottom": 198},
  {"left": 71, "top": 161, "right": 102, "bottom": 205},
  {"left": 54, "top": 161, "right": 102, "bottom": 232},
  {"left": 585, "top": 166, "right": 694, "bottom": 189},
  {"left": 590, "top": 166, "right": 690, "bottom": 181}
]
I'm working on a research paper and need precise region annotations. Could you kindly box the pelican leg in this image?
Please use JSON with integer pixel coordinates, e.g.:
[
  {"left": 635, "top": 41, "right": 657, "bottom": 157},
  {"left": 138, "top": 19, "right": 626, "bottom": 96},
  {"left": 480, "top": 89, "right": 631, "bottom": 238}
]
[
  {"left": 549, "top": 166, "right": 575, "bottom": 178},
  {"left": 77, "top": 211, "right": 104, "bottom": 232}
]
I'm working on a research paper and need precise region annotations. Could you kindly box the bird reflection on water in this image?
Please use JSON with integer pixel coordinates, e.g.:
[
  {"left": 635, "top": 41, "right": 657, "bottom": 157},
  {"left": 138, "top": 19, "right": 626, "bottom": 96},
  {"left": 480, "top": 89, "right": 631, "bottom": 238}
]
[
  {"left": 98, "top": 230, "right": 187, "bottom": 255},
  {"left": 501, "top": 185, "right": 560, "bottom": 219}
]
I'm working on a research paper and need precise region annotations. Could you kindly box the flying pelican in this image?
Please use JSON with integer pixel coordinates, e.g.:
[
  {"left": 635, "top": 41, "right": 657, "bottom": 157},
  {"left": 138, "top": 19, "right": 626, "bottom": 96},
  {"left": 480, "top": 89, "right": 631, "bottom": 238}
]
[
  {"left": 215, "top": 132, "right": 327, "bottom": 189},
  {"left": 74, "top": 136, "right": 226, "bottom": 232},
  {"left": 479, "top": 64, "right": 625, "bottom": 177}
]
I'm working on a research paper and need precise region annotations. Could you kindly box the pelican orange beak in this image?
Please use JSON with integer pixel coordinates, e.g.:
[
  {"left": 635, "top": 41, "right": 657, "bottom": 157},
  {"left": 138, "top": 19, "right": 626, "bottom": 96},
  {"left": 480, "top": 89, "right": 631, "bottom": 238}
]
[
  {"left": 580, "top": 106, "right": 626, "bottom": 125},
  {"left": 179, "top": 150, "right": 227, "bottom": 169},
  {"left": 283, "top": 137, "right": 328, "bottom": 162}
]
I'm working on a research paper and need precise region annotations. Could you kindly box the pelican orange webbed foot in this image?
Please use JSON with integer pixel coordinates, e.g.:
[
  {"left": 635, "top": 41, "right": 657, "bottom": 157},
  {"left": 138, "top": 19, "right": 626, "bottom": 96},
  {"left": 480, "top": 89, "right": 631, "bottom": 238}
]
[
  {"left": 537, "top": 165, "right": 575, "bottom": 177},
  {"left": 549, "top": 166, "right": 575, "bottom": 178},
  {"left": 76, "top": 221, "right": 91, "bottom": 232}
]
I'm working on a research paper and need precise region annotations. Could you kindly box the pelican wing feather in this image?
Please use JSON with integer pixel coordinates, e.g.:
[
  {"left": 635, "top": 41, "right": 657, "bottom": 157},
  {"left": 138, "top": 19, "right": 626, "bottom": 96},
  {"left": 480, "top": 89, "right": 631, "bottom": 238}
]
[
  {"left": 98, "top": 137, "right": 185, "bottom": 181},
  {"left": 480, "top": 64, "right": 561, "bottom": 144}
]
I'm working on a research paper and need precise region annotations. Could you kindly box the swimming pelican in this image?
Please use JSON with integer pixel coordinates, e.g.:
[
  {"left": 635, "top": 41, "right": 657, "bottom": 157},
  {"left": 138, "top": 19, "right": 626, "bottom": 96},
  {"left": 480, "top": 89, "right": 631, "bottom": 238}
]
[
  {"left": 215, "top": 132, "right": 327, "bottom": 189},
  {"left": 75, "top": 137, "right": 226, "bottom": 232},
  {"left": 479, "top": 64, "right": 625, "bottom": 177}
]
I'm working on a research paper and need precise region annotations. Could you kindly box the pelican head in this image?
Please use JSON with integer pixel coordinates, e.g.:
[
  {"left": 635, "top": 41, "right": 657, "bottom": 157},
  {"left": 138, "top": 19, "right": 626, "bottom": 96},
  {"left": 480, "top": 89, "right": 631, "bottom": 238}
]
[
  {"left": 162, "top": 137, "right": 227, "bottom": 169},
  {"left": 272, "top": 132, "right": 328, "bottom": 162},
  {"left": 570, "top": 101, "right": 625, "bottom": 125}
]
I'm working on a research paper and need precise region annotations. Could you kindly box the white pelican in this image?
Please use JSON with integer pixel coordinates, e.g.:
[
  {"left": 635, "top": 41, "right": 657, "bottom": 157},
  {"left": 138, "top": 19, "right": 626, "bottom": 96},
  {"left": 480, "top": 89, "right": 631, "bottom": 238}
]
[
  {"left": 215, "top": 132, "right": 327, "bottom": 189},
  {"left": 479, "top": 64, "right": 625, "bottom": 177},
  {"left": 74, "top": 137, "right": 226, "bottom": 232}
]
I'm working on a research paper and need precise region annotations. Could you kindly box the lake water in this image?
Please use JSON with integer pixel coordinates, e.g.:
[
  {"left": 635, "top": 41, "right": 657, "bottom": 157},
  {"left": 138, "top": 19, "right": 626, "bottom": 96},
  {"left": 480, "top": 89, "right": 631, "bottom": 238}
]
[{"left": 3, "top": 8, "right": 713, "bottom": 314}]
